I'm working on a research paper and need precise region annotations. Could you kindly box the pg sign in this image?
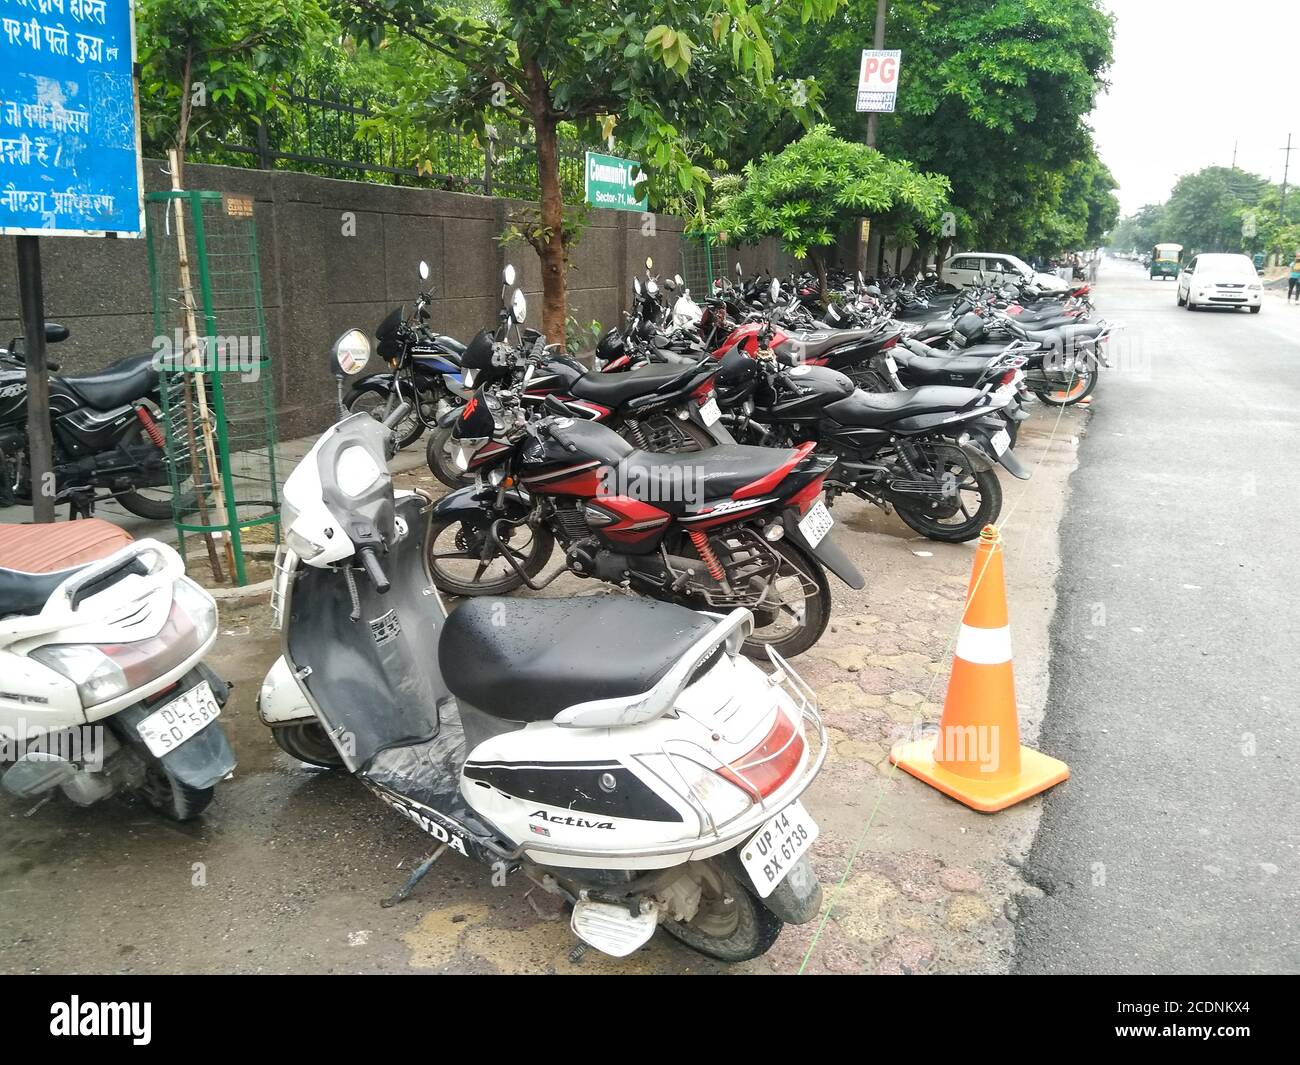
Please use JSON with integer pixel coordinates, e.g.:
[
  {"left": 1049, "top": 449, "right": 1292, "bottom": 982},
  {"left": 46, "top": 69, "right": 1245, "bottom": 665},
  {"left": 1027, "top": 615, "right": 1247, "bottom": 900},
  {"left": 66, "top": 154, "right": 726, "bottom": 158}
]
[
  {"left": 856, "top": 49, "right": 901, "bottom": 113},
  {"left": 0, "top": 0, "right": 144, "bottom": 237},
  {"left": 584, "top": 151, "right": 648, "bottom": 213}
]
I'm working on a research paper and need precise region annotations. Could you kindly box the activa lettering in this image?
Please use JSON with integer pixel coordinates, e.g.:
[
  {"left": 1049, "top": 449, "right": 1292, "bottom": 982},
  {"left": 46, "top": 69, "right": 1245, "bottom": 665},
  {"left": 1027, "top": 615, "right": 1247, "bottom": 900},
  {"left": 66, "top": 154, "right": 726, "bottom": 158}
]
[{"left": 530, "top": 809, "right": 614, "bottom": 829}]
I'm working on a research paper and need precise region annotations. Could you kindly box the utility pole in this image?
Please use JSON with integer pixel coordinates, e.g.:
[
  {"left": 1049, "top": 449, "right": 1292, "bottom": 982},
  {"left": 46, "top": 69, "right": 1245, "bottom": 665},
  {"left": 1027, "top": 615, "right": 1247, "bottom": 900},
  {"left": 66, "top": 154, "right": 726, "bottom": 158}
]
[
  {"left": 1281, "top": 133, "right": 1294, "bottom": 225},
  {"left": 15, "top": 237, "right": 55, "bottom": 523},
  {"left": 1231, "top": 140, "right": 1237, "bottom": 169},
  {"left": 865, "top": 0, "right": 888, "bottom": 149}
]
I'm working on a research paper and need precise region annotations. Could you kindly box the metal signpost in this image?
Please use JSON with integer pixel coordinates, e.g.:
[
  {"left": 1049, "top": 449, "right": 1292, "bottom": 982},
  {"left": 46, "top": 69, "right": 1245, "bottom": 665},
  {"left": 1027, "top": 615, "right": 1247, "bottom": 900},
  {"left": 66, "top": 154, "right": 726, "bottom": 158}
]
[
  {"left": 583, "top": 151, "right": 648, "bottom": 212},
  {"left": 0, "top": 0, "right": 145, "bottom": 521}
]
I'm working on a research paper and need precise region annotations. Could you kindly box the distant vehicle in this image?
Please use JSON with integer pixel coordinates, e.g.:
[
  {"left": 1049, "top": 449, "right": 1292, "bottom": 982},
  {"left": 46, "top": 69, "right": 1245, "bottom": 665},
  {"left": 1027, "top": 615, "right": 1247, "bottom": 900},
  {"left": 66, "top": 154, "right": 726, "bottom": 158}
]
[
  {"left": 1149, "top": 243, "right": 1182, "bottom": 280},
  {"left": 1176, "top": 253, "right": 1263, "bottom": 313},
  {"left": 943, "top": 252, "right": 1069, "bottom": 294}
]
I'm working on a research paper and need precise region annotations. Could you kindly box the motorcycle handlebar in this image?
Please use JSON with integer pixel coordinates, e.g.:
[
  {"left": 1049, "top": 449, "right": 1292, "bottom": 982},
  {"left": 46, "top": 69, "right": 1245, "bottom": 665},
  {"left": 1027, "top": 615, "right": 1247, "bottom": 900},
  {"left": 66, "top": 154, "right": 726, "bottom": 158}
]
[{"left": 359, "top": 546, "right": 391, "bottom": 594}]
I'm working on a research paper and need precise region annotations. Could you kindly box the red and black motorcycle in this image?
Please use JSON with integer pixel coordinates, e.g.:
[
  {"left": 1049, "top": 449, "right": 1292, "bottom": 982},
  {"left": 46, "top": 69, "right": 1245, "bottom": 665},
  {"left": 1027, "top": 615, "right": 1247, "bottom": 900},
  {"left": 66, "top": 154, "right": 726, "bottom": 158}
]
[{"left": 427, "top": 387, "right": 864, "bottom": 659}]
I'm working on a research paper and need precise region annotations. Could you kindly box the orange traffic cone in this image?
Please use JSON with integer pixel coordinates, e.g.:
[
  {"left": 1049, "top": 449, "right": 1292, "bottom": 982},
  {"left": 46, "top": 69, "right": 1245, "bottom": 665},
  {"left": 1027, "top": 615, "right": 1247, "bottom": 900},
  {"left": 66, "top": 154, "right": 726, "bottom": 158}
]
[{"left": 889, "top": 524, "right": 1068, "bottom": 812}]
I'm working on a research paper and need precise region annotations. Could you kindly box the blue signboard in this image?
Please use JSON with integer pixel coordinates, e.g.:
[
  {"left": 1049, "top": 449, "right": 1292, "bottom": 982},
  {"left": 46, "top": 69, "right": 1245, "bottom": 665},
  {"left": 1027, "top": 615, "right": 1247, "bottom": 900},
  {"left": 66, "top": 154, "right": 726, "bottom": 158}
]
[{"left": 0, "top": 0, "right": 144, "bottom": 237}]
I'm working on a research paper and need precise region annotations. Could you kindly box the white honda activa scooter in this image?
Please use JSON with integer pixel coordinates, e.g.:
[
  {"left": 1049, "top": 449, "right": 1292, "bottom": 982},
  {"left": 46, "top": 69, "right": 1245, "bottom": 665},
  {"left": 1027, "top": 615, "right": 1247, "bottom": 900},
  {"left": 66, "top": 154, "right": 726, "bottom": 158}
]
[
  {"left": 0, "top": 539, "right": 235, "bottom": 821},
  {"left": 256, "top": 332, "right": 829, "bottom": 962}
]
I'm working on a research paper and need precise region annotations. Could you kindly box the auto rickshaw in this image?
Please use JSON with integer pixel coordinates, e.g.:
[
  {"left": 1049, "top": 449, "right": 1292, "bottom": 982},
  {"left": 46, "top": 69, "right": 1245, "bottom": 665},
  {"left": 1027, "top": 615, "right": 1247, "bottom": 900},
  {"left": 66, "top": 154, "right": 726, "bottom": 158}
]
[{"left": 1150, "top": 243, "right": 1182, "bottom": 280}]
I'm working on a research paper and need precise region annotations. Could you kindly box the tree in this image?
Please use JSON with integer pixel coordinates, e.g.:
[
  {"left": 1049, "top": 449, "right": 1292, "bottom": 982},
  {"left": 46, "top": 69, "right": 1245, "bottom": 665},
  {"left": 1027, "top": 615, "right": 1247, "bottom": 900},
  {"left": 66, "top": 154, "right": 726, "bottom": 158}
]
[
  {"left": 332, "top": 0, "right": 842, "bottom": 342},
  {"left": 715, "top": 125, "right": 950, "bottom": 299},
  {"left": 758, "top": 0, "right": 1114, "bottom": 255},
  {"left": 138, "top": 0, "right": 327, "bottom": 183}
]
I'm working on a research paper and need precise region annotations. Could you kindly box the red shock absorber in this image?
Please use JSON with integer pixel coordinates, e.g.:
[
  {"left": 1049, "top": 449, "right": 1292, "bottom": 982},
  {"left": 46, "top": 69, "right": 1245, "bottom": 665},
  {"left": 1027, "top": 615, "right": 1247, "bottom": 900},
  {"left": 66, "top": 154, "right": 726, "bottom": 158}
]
[
  {"left": 136, "top": 406, "right": 165, "bottom": 448},
  {"left": 688, "top": 529, "right": 726, "bottom": 582}
]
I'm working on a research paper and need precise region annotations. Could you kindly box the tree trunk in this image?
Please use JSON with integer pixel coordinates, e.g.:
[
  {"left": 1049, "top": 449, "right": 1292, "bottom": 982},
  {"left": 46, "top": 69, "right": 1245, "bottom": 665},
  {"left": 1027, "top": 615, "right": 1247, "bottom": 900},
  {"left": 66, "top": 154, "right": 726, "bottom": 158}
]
[
  {"left": 528, "top": 65, "right": 567, "bottom": 345},
  {"left": 936, "top": 238, "right": 953, "bottom": 282},
  {"left": 810, "top": 251, "right": 828, "bottom": 306}
]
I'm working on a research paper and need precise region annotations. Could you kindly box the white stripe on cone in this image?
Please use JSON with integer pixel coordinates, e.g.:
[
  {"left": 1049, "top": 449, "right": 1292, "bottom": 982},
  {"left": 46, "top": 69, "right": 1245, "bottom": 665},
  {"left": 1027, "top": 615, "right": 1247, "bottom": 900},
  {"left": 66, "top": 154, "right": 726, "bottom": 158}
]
[{"left": 954, "top": 623, "right": 1012, "bottom": 665}]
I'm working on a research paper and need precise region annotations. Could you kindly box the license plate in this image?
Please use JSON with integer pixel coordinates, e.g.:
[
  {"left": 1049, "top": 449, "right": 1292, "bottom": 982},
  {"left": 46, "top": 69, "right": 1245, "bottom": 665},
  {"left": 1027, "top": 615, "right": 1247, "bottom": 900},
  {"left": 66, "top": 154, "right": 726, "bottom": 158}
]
[
  {"left": 798, "top": 499, "right": 834, "bottom": 547},
  {"left": 990, "top": 428, "right": 1010, "bottom": 455},
  {"left": 136, "top": 681, "right": 221, "bottom": 758},
  {"left": 699, "top": 396, "right": 721, "bottom": 426},
  {"left": 739, "top": 800, "right": 819, "bottom": 898}
]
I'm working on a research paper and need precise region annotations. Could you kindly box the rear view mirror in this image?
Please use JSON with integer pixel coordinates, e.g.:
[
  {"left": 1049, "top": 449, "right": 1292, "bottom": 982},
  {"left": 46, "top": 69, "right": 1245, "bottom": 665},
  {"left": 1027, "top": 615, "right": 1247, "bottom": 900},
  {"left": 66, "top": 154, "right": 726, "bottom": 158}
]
[
  {"left": 418, "top": 260, "right": 430, "bottom": 281},
  {"left": 45, "top": 323, "right": 70, "bottom": 344},
  {"left": 769, "top": 278, "right": 780, "bottom": 303},
  {"left": 511, "top": 289, "right": 528, "bottom": 324},
  {"left": 645, "top": 257, "right": 654, "bottom": 271},
  {"left": 674, "top": 274, "right": 684, "bottom": 287},
  {"left": 735, "top": 262, "right": 743, "bottom": 277},
  {"left": 503, "top": 264, "right": 516, "bottom": 286},
  {"left": 633, "top": 277, "right": 642, "bottom": 297},
  {"left": 332, "top": 329, "right": 371, "bottom": 378}
]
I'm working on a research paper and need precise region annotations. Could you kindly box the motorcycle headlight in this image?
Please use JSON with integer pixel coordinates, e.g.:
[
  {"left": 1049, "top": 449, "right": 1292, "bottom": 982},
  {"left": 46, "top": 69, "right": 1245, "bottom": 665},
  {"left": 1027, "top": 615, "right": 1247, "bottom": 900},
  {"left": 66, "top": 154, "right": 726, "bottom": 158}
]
[{"left": 30, "top": 580, "right": 216, "bottom": 707}]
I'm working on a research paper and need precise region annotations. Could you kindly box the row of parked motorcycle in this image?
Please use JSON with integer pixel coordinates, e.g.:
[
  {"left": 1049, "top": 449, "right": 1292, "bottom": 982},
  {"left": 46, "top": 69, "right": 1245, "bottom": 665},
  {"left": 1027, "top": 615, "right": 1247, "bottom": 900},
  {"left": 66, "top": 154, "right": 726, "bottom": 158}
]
[{"left": 0, "top": 253, "right": 1110, "bottom": 967}]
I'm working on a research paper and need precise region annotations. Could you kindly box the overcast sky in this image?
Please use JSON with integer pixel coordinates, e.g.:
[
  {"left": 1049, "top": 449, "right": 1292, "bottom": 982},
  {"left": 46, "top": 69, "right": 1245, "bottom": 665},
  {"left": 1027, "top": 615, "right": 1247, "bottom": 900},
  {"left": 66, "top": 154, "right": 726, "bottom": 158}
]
[{"left": 1090, "top": 0, "right": 1296, "bottom": 215}]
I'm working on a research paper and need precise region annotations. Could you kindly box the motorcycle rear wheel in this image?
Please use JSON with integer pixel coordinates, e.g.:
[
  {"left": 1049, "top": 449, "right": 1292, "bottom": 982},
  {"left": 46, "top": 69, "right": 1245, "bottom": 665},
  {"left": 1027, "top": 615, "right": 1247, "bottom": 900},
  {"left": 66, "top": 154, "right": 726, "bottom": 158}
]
[
  {"left": 1034, "top": 368, "right": 1097, "bottom": 406},
  {"left": 733, "top": 538, "right": 831, "bottom": 659},
  {"left": 137, "top": 766, "right": 214, "bottom": 822},
  {"left": 893, "top": 446, "right": 1002, "bottom": 543},
  {"left": 661, "top": 861, "right": 783, "bottom": 962}
]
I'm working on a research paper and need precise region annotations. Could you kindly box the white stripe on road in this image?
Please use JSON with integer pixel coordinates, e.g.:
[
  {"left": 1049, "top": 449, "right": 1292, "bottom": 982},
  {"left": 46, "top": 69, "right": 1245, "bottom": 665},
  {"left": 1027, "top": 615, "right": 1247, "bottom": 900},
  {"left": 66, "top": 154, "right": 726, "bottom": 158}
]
[{"left": 955, "top": 623, "right": 1013, "bottom": 665}]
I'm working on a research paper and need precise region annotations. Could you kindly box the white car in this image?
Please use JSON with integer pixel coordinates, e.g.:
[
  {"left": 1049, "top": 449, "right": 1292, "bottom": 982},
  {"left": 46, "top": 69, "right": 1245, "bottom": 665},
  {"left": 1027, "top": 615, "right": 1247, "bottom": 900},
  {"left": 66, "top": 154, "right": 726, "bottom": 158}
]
[
  {"left": 943, "top": 252, "right": 1069, "bottom": 294},
  {"left": 1177, "top": 253, "right": 1262, "bottom": 313}
]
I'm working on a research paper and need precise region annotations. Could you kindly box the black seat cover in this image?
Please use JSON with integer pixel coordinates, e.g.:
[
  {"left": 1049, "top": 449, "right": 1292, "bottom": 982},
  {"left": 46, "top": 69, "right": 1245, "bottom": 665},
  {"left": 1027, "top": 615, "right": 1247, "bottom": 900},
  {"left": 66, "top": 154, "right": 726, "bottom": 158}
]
[
  {"left": 911, "top": 321, "right": 953, "bottom": 341},
  {"left": 438, "top": 596, "right": 715, "bottom": 722},
  {"left": 823, "top": 385, "right": 981, "bottom": 428},
  {"left": 60, "top": 353, "right": 158, "bottom": 410},
  {"left": 894, "top": 351, "right": 998, "bottom": 382},
  {"left": 0, "top": 565, "right": 82, "bottom": 617},
  {"left": 570, "top": 362, "right": 692, "bottom": 406},
  {"left": 617, "top": 444, "right": 799, "bottom": 512}
]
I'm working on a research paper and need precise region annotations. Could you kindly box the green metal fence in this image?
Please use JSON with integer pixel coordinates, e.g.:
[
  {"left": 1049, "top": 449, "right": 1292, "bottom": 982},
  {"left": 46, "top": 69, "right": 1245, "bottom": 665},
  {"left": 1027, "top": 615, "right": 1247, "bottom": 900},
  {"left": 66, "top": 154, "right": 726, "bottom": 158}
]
[{"left": 144, "top": 189, "right": 280, "bottom": 586}]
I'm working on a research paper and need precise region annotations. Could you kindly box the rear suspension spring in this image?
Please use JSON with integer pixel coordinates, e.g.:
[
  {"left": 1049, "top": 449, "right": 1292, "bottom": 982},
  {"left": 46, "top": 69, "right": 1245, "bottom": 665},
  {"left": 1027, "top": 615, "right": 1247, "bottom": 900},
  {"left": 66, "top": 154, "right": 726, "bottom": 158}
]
[{"left": 688, "top": 529, "right": 726, "bottom": 583}]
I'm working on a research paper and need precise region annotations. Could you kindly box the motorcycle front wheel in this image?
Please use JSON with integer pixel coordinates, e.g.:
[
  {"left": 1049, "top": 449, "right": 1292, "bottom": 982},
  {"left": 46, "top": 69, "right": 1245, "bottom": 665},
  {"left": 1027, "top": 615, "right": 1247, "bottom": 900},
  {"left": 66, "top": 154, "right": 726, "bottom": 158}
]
[
  {"left": 346, "top": 382, "right": 426, "bottom": 450},
  {"left": 660, "top": 861, "right": 783, "bottom": 962},
  {"left": 272, "top": 722, "right": 346, "bottom": 769},
  {"left": 425, "top": 424, "right": 474, "bottom": 489},
  {"left": 426, "top": 512, "right": 555, "bottom": 595}
]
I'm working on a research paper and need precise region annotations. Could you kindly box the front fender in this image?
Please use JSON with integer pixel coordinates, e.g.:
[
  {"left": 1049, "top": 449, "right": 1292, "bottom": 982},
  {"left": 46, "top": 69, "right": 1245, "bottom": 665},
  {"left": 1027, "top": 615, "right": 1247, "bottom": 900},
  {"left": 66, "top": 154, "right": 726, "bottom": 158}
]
[{"left": 431, "top": 483, "right": 532, "bottom": 522}]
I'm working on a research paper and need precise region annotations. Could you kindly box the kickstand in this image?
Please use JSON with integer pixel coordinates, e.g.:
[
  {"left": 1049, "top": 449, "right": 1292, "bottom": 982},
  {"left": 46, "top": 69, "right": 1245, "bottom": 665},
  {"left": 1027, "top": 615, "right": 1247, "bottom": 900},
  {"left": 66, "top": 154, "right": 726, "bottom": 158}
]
[{"left": 381, "top": 844, "right": 447, "bottom": 908}]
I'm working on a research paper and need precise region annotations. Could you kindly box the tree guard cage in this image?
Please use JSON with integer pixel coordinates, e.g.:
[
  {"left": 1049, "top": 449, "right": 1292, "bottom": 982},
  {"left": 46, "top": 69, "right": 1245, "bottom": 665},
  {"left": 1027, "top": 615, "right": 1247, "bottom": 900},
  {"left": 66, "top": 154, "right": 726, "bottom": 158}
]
[
  {"left": 680, "top": 232, "right": 733, "bottom": 298},
  {"left": 144, "top": 189, "right": 280, "bottom": 586}
]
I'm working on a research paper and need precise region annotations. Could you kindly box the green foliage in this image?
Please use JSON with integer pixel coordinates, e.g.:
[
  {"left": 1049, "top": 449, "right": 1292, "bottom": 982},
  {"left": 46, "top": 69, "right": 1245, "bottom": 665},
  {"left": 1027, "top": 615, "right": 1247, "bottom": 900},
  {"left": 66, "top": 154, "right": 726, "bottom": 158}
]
[
  {"left": 138, "top": 0, "right": 328, "bottom": 168},
  {"left": 760, "top": 0, "right": 1115, "bottom": 252},
  {"left": 1116, "top": 167, "right": 1300, "bottom": 259},
  {"left": 715, "top": 125, "right": 949, "bottom": 285}
]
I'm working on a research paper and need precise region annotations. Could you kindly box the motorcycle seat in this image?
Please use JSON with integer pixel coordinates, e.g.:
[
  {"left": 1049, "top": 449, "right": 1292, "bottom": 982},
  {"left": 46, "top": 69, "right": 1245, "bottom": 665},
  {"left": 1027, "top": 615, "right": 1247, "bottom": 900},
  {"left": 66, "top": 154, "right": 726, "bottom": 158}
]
[
  {"left": 893, "top": 351, "right": 1000, "bottom": 382},
  {"left": 616, "top": 443, "right": 804, "bottom": 514},
  {"left": 775, "top": 327, "right": 875, "bottom": 360},
  {"left": 823, "top": 386, "right": 983, "bottom": 428},
  {"left": 569, "top": 361, "right": 691, "bottom": 406},
  {"left": 909, "top": 321, "right": 953, "bottom": 341},
  {"left": 438, "top": 596, "right": 715, "bottom": 723},
  {"left": 59, "top": 353, "right": 159, "bottom": 411},
  {"left": 1018, "top": 323, "right": 1104, "bottom": 348}
]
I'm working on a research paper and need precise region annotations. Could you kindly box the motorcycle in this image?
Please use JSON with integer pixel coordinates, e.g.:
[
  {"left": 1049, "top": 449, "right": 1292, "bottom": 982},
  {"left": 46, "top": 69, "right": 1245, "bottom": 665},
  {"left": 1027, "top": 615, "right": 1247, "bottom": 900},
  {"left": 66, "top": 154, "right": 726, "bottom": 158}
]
[
  {"left": 0, "top": 521, "right": 235, "bottom": 820},
  {"left": 256, "top": 337, "right": 830, "bottom": 962},
  {"left": 427, "top": 275, "right": 731, "bottom": 487},
  {"left": 714, "top": 331, "right": 1027, "bottom": 543},
  {"left": 430, "top": 372, "right": 863, "bottom": 659},
  {"left": 1, "top": 324, "right": 207, "bottom": 520},
  {"left": 343, "top": 260, "right": 468, "bottom": 450}
]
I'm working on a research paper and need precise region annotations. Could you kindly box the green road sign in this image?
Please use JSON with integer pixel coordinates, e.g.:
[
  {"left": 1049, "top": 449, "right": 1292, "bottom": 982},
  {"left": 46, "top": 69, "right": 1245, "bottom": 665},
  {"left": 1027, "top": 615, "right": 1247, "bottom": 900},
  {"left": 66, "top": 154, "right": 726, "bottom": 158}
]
[{"left": 584, "top": 151, "right": 648, "bottom": 212}]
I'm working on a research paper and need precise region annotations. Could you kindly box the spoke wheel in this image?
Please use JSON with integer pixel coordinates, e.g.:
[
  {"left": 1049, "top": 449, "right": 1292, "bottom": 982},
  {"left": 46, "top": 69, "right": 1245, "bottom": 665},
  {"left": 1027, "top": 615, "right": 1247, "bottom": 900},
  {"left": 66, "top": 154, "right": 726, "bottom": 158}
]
[
  {"left": 893, "top": 443, "right": 1002, "bottom": 543},
  {"left": 425, "top": 512, "right": 554, "bottom": 596}
]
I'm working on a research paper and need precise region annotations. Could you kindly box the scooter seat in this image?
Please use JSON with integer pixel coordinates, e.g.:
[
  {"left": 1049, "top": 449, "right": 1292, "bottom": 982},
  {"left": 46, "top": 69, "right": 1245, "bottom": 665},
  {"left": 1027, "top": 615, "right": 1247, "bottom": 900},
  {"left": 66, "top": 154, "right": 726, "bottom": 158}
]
[
  {"left": 438, "top": 596, "right": 715, "bottom": 722},
  {"left": 0, "top": 520, "right": 134, "bottom": 616},
  {"left": 569, "top": 362, "right": 692, "bottom": 406},
  {"left": 823, "top": 386, "right": 982, "bottom": 428},
  {"left": 59, "top": 353, "right": 158, "bottom": 410}
]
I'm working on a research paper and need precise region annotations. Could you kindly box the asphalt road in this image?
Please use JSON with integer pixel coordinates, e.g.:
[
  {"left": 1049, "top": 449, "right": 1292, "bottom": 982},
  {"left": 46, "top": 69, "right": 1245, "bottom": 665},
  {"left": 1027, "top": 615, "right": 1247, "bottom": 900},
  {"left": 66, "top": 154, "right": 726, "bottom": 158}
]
[{"left": 1015, "top": 262, "right": 1300, "bottom": 973}]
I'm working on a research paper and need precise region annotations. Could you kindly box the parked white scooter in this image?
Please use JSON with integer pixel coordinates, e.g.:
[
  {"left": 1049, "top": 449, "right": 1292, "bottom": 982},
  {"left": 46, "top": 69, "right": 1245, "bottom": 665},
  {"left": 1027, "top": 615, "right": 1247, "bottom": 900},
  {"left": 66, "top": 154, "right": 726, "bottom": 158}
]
[
  {"left": 256, "top": 332, "right": 828, "bottom": 962},
  {"left": 0, "top": 537, "right": 235, "bottom": 820}
]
